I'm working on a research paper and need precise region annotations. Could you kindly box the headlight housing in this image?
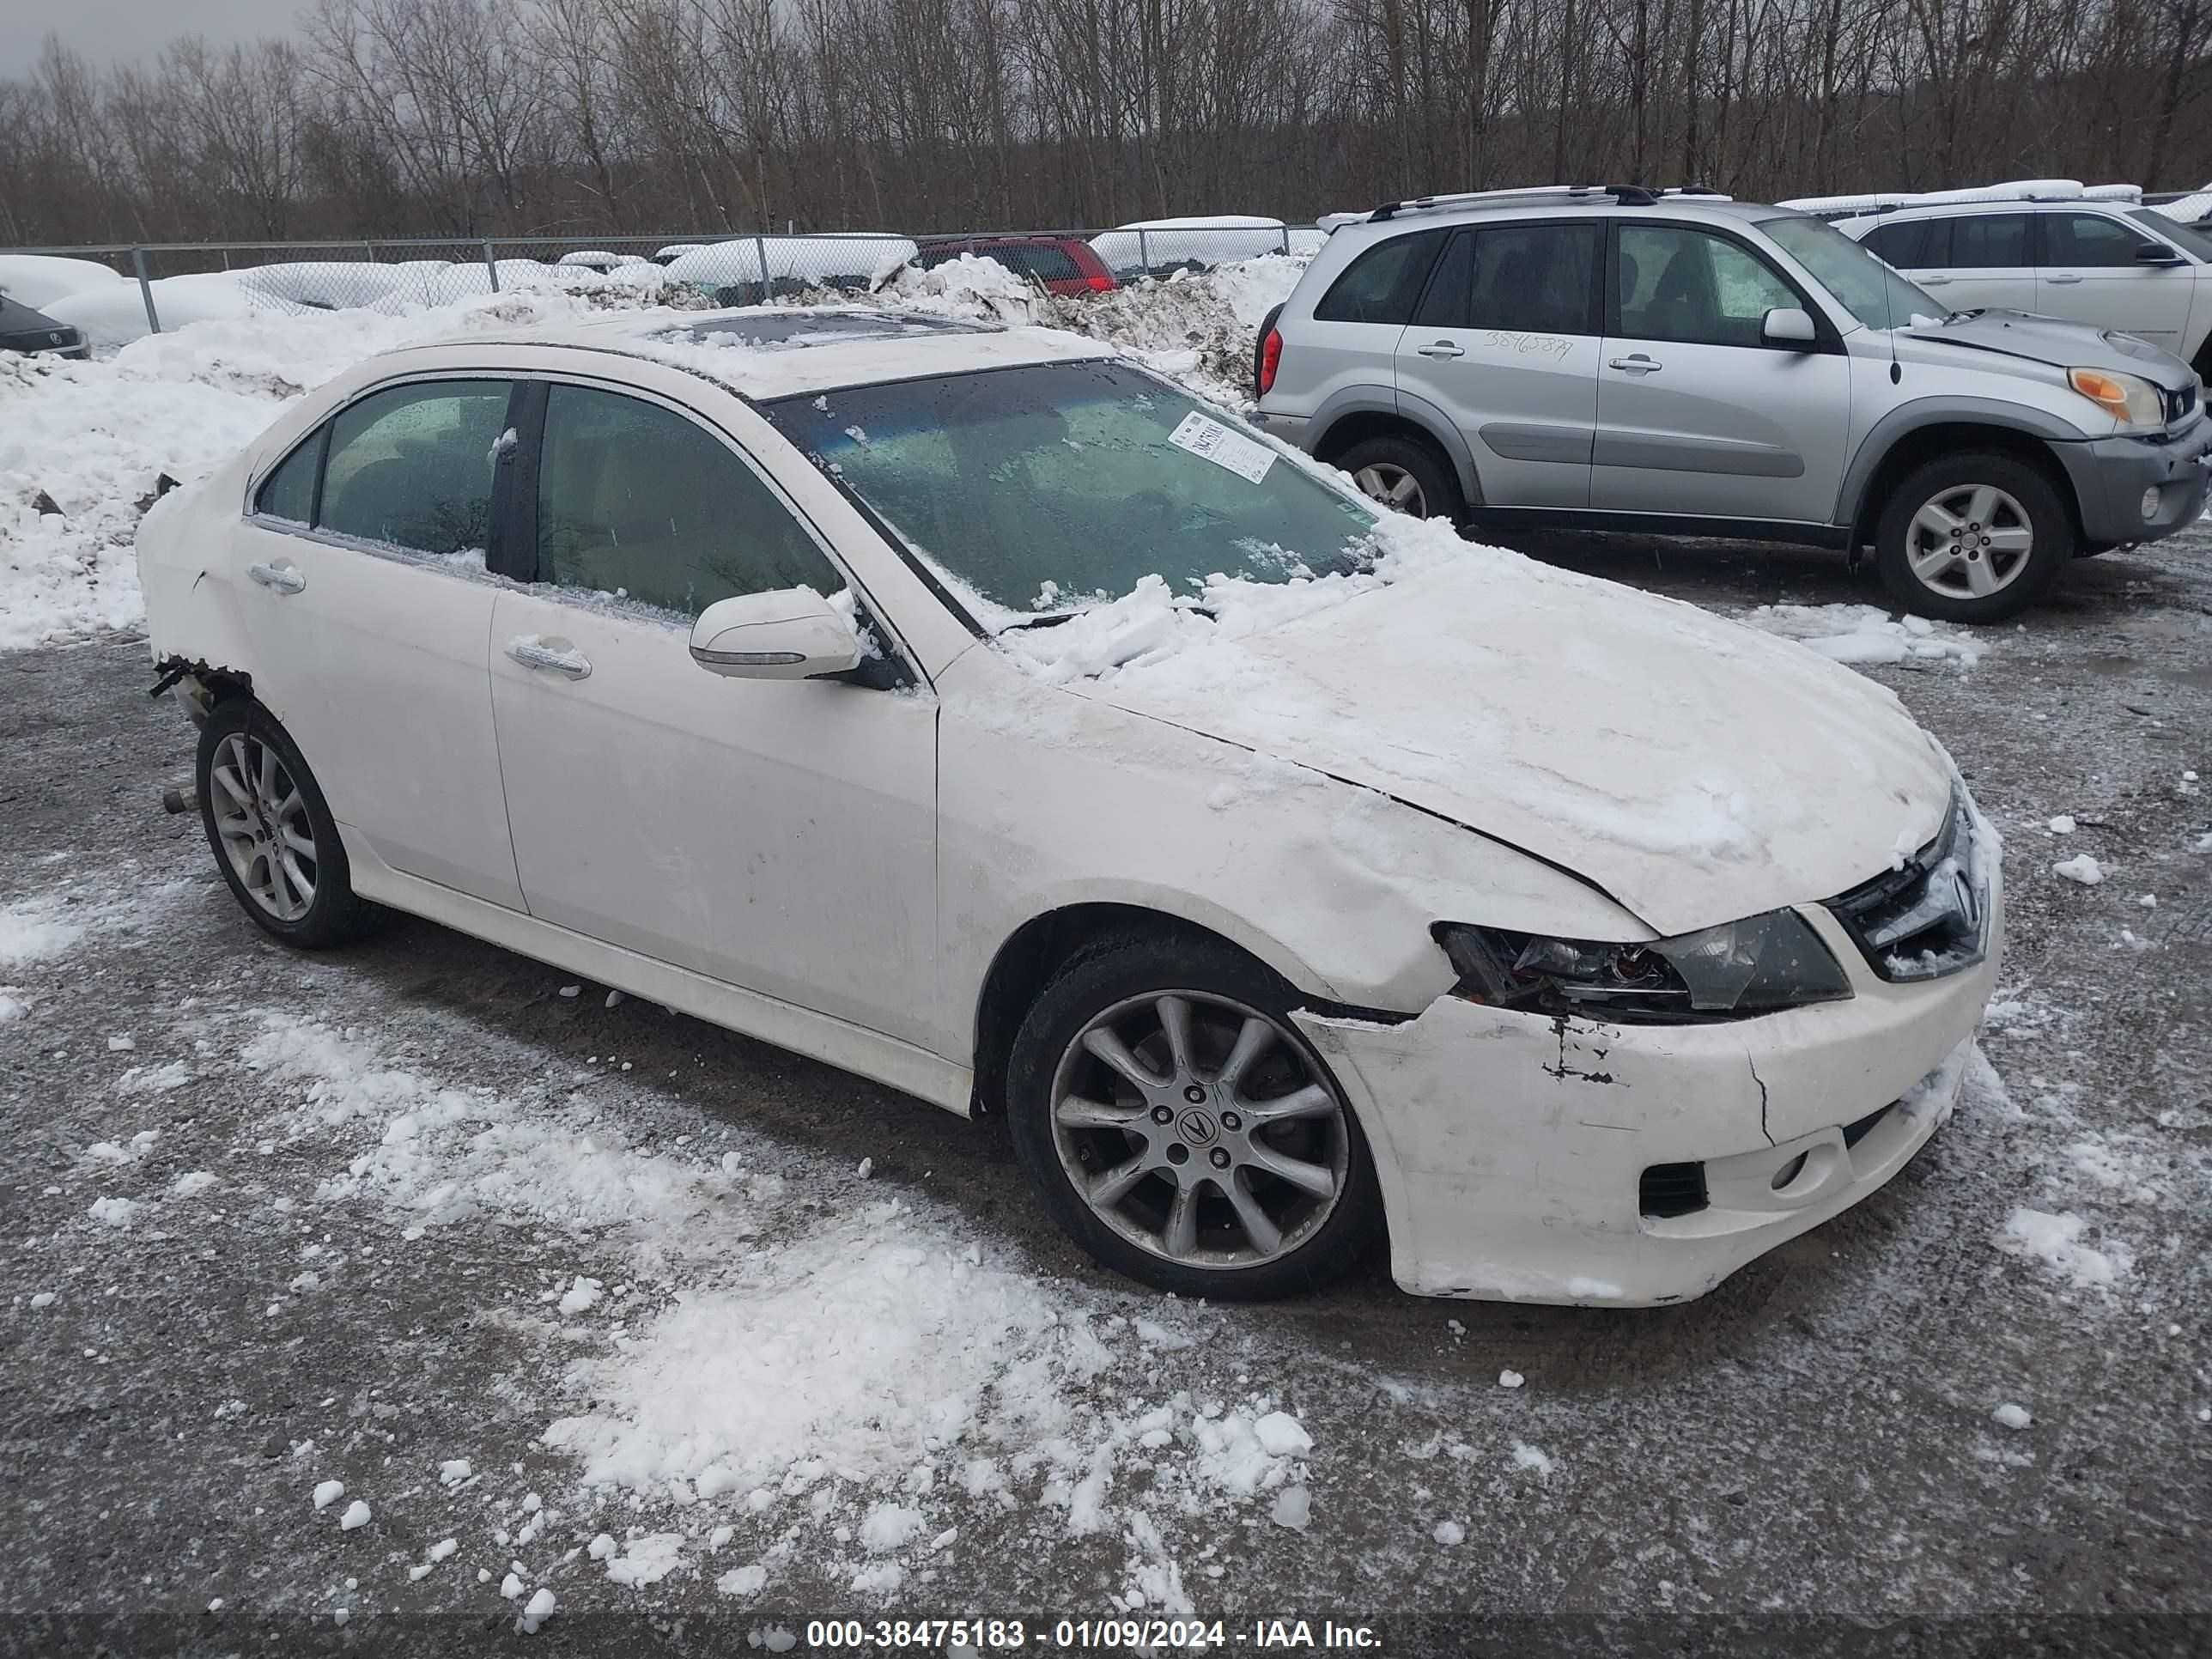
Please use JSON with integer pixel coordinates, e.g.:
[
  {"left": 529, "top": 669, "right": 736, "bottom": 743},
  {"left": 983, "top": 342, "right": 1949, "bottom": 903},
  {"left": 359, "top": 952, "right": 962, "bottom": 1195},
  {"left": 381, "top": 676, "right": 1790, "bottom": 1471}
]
[
  {"left": 1431, "top": 911, "right": 1853, "bottom": 1024},
  {"left": 2067, "top": 366, "right": 2165, "bottom": 429}
]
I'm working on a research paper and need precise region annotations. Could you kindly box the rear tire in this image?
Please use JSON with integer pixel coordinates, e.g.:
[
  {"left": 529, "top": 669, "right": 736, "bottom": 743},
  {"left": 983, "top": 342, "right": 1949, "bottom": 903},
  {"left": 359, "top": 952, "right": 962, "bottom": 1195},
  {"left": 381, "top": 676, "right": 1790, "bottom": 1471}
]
[
  {"left": 1005, "top": 932, "right": 1382, "bottom": 1300},
  {"left": 1875, "top": 451, "right": 2072, "bottom": 623},
  {"left": 196, "top": 699, "right": 374, "bottom": 949},
  {"left": 1334, "top": 433, "right": 1464, "bottom": 522}
]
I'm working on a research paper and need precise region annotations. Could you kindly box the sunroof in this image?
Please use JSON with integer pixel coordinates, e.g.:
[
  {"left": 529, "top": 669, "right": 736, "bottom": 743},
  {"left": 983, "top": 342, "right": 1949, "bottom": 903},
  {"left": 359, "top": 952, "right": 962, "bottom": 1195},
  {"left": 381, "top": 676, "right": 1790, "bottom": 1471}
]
[{"left": 657, "top": 310, "right": 1000, "bottom": 350}]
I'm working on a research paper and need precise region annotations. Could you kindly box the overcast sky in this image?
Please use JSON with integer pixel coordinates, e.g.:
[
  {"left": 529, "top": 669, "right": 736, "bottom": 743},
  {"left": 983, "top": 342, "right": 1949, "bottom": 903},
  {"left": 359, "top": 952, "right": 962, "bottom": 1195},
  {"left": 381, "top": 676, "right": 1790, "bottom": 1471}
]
[{"left": 5, "top": 0, "right": 311, "bottom": 80}]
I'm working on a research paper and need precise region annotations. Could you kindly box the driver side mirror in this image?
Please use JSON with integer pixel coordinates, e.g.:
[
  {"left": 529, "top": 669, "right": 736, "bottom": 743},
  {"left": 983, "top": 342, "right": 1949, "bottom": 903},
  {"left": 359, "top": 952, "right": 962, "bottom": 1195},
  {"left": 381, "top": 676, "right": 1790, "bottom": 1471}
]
[
  {"left": 1762, "top": 306, "right": 1819, "bottom": 349},
  {"left": 689, "top": 586, "right": 864, "bottom": 680},
  {"left": 2135, "top": 243, "right": 2185, "bottom": 266}
]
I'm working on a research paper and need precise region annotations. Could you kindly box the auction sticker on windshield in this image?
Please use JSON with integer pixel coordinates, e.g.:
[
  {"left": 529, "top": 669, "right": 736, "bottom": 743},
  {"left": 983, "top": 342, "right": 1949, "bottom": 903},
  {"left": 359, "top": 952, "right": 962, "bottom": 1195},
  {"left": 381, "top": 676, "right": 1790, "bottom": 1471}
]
[{"left": 1170, "top": 411, "right": 1277, "bottom": 483}]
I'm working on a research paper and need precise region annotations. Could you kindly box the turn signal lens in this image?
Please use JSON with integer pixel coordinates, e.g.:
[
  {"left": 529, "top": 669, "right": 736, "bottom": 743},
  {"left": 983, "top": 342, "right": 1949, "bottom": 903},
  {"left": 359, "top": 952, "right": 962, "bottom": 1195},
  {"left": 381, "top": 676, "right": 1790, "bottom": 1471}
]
[
  {"left": 2067, "top": 366, "right": 2164, "bottom": 428},
  {"left": 1258, "top": 328, "right": 1283, "bottom": 397}
]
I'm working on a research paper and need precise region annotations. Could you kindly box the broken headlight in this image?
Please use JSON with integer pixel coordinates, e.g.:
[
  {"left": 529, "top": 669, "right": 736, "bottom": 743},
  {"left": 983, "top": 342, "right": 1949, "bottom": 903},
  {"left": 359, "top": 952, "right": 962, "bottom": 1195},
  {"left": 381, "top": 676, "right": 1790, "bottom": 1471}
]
[{"left": 1431, "top": 911, "right": 1853, "bottom": 1024}]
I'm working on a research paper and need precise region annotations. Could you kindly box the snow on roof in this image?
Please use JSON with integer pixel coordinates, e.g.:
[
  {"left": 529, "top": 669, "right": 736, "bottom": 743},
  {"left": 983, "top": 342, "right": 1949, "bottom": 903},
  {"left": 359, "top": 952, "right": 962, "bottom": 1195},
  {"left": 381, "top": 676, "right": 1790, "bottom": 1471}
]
[
  {"left": 1088, "top": 217, "right": 1317, "bottom": 272},
  {"left": 661, "top": 235, "right": 919, "bottom": 289},
  {"left": 1781, "top": 179, "right": 2142, "bottom": 216}
]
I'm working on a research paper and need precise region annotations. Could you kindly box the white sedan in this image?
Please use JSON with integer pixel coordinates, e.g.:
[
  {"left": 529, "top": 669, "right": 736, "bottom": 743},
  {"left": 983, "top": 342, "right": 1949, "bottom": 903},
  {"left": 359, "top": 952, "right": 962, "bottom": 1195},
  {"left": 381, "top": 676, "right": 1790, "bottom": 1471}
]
[{"left": 139, "top": 307, "right": 2000, "bottom": 1305}]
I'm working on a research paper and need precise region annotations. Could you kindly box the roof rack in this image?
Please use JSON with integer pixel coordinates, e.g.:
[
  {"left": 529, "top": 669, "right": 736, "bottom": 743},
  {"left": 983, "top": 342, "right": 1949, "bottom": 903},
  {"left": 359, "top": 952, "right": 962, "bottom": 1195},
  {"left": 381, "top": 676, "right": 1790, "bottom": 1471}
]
[{"left": 1368, "top": 183, "right": 1683, "bottom": 222}]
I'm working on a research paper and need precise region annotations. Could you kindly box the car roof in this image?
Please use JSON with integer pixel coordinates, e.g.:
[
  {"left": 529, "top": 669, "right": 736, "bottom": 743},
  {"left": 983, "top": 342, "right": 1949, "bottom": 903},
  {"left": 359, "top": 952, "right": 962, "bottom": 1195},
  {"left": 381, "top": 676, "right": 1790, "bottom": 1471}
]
[{"left": 416, "top": 305, "right": 1117, "bottom": 400}]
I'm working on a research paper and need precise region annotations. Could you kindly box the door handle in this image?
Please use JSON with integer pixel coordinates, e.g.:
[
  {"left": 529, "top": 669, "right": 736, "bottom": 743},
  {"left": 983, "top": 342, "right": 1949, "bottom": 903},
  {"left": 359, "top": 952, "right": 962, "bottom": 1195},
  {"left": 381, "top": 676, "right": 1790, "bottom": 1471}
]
[
  {"left": 1917, "top": 274, "right": 1950, "bottom": 286},
  {"left": 2045, "top": 273, "right": 2082, "bottom": 285},
  {"left": 1607, "top": 355, "right": 1662, "bottom": 374},
  {"left": 505, "top": 637, "right": 592, "bottom": 680},
  {"left": 1415, "top": 340, "right": 1467, "bottom": 358},
  {"left": 246, "top": 560, "right": 305, "bottom": 595}
]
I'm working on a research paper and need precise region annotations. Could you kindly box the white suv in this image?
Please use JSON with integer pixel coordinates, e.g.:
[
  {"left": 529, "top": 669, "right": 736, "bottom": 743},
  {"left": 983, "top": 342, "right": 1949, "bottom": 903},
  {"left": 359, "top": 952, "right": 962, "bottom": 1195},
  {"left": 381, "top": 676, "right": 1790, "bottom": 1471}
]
[
  {"left": 1252, "top": 187, "right": 2212, "bottom": 621},
  {"left": 1833, "top": 198, "right": 2212, "bottom": 379}
]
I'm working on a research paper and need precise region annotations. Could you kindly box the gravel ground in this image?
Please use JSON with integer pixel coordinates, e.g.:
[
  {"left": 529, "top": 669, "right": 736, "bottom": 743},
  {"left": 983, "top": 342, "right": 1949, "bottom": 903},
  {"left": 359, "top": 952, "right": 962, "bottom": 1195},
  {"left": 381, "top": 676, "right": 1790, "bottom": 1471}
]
[{"left": 3, "top": 528, "right": 2208, "bottom": 1658}]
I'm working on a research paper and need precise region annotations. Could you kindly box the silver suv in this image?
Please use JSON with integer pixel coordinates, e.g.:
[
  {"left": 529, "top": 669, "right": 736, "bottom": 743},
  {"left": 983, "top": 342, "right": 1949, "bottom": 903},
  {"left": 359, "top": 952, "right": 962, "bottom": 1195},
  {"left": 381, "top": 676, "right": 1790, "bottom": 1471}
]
[{"left": 1253, "top": 187, "right": 2212, "bottom": 621}]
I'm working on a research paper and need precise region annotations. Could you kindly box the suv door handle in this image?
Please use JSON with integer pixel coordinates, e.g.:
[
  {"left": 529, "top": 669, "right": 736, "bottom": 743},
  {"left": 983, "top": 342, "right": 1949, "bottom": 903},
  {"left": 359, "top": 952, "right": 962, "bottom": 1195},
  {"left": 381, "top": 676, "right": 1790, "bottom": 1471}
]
[
  {"left": 2045, "top": 273, "right": 2082, "bottom": 284},
  {"left": 1917, "top": 275, "right": 1951, "bottom": 286},
  {"left": 1415, "top": 340, "right": 1466, "bottom": 358},
  {"left": 246, "top": 560, "right": 305, "bottom": 595},
  {"left": 1607, "top": 355, "right": 1662, "bottom": 374},
  {"left": 505, "top": 636, "right": 592, "bottom": 680}
]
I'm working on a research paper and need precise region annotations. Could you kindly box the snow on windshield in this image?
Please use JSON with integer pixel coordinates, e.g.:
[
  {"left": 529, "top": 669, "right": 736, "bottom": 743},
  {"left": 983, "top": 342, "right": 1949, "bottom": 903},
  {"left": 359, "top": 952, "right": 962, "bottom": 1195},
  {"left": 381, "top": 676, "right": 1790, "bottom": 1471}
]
[{"left": 760, "top": 360, "right": 1378, "bottom": 622}]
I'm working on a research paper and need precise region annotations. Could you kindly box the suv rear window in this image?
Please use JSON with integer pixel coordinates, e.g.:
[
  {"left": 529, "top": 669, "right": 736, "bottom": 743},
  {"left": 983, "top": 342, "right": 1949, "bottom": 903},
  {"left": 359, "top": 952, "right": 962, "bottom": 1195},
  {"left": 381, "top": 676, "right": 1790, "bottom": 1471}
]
[{"left": 1313, "top": 230, "right": 1447, "bottom": 325}]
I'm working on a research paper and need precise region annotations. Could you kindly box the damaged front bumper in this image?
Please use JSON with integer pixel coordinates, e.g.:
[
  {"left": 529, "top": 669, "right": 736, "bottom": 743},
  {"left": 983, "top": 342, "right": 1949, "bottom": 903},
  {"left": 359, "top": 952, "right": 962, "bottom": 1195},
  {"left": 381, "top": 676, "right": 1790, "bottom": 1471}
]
[{"left": 1292, "top": 897, "right": 2001, "bottom": 1307}]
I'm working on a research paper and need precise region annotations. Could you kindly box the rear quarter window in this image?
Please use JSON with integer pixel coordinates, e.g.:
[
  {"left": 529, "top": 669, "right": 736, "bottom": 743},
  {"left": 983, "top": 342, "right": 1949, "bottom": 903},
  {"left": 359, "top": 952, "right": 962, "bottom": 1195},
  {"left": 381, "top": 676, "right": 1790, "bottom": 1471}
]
[{"left": 1312, "top": 230, "right": 1448, "bottom": 325}]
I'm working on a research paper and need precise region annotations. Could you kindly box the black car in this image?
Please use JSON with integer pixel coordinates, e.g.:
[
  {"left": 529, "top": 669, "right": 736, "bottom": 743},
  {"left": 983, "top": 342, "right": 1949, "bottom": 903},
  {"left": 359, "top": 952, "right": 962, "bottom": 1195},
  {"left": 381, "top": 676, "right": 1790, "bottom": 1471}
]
[{"left": 0, "top": 291, "right": 90, "bottom": 360}]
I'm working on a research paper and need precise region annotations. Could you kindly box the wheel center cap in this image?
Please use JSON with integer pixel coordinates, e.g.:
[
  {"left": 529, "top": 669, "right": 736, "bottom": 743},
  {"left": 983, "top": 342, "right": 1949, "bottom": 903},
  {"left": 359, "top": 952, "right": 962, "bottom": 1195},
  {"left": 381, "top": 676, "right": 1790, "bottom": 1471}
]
[{"left": 1176, "top": 1109, "right": 1219, "bottom": 1146}]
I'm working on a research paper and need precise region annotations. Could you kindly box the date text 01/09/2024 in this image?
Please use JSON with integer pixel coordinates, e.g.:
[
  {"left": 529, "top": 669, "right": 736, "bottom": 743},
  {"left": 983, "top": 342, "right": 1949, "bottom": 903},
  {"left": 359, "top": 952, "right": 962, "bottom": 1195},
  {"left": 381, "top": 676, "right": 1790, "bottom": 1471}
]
[{"left": 800, "top": 1617, "right": 1382, "bottom": 1650}]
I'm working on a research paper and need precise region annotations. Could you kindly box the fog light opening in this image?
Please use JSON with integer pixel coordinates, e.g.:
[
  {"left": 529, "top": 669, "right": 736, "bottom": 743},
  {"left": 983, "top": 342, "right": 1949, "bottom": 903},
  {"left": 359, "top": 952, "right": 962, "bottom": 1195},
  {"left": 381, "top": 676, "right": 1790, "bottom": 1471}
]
[
  {"left": 2141, "top": 486, "right": 2161, "bottom": 520},
  {"left": 1770, "top": 1152, "right": 1808, "bottom": 1192}
]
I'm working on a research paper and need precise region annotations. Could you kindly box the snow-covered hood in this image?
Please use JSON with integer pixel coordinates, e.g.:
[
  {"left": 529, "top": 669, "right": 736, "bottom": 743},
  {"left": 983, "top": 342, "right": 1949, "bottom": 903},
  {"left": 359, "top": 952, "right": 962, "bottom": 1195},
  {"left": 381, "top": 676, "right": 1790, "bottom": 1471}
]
[
  {"left": 1907, "top": 308, "right": 2198, "bottom": 389},
  {"left": 1021, "top": 546, "right": 1952, "bottom": 938}
]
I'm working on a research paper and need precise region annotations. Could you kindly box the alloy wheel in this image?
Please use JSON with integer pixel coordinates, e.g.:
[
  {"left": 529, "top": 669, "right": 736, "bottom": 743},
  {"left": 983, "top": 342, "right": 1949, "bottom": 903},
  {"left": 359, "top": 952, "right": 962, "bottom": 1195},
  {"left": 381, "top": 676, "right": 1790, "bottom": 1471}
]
[
  {"left": 1905, "top": 483, "right": 2034, "bottom": 600},
  {"left": 209, "top": 732, "right": 318, "bottom": 922},
  {"left": 1048, "top": 991, "right": 1352, "bottom": 1270},
  {"left": 1351, "top": 462, "right": 1427, "bottom": 516}
]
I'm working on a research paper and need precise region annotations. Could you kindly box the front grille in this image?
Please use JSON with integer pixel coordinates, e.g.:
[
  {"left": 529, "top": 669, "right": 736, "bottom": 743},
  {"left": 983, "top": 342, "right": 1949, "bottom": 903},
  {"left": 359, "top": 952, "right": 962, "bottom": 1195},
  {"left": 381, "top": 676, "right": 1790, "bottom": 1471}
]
[
  {"left": 1825, "top": 793, "right": 1989, "bottom": 982},
  {"left": 2166, "top": 382, "right": 2197, "bottom": 426},
  {"left": 1639, "top": 1160, "right": 1708, "bottom": 1218}
]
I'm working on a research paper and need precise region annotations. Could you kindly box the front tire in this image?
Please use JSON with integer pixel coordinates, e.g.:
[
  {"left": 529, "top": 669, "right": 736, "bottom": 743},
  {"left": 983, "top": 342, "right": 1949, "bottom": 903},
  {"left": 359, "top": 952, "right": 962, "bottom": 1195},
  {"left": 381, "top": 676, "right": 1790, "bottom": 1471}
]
[
  {"left": 1335, "top": 434, "right": 1464, "bottom": 522},
  {"left": 1005, "top": 933, "right": 1382, "bottom": 1300},
  {"left": 1875, "top": 451, "right": 2072, "bottom": 622},
  {"left": 196, "top": 699, "right": 374, "bottom": 949}
]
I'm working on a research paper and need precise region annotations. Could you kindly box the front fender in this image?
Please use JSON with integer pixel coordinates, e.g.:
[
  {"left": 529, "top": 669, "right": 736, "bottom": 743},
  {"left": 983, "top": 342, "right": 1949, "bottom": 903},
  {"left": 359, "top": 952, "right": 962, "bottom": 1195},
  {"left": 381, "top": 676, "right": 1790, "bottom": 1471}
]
[{"left": 1833, "top": 394, "right": 2093, "bottom": 530}]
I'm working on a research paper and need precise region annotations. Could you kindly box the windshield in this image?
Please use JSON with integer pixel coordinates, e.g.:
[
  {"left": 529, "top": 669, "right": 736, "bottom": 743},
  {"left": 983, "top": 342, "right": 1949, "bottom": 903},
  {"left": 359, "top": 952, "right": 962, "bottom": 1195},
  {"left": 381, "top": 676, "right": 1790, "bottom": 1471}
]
[
  {"left": 761, "top": 361, "right": 1377, "bottom": 622},
  {"left": 1762, "top": 214, "right": 1939, "bottom": 331},
  {"left": 2130, "top": 208, "right": 2212, "bottom": 263}
]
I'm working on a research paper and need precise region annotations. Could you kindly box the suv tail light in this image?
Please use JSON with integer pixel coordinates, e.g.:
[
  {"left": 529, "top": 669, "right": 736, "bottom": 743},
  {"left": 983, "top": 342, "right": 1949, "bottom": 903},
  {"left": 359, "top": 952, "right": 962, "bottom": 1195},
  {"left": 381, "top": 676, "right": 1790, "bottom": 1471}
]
[
  {"left": 1258, "top": 327, "right": 1283, "bottom": 396},
  {"left": 1085, "top": 272, "right": 1115, "bottom": 292}
]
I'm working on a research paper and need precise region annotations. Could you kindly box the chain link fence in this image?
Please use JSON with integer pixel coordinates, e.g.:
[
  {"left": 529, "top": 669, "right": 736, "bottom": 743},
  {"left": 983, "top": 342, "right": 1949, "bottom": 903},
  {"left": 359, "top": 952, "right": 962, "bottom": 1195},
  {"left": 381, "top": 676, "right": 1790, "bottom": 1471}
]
[{"left": 0, "top": 225, "right": 1327, "bottom": 343}]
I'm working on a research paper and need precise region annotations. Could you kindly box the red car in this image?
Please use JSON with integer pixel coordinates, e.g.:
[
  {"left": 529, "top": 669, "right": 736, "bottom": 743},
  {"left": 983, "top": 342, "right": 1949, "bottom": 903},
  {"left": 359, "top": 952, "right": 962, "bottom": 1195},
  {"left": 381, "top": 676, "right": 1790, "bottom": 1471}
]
[{"left": 913, "top": 235, "right": 1117, "bottom": 295}]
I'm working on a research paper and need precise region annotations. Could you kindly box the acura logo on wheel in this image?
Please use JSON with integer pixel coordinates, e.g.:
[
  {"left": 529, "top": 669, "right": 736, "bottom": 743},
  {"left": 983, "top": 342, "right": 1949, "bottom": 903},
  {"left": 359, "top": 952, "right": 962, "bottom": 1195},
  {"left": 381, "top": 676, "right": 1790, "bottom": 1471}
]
[{"left": 1177, "top": 1109, "right": 1218, "bottom": 1146}]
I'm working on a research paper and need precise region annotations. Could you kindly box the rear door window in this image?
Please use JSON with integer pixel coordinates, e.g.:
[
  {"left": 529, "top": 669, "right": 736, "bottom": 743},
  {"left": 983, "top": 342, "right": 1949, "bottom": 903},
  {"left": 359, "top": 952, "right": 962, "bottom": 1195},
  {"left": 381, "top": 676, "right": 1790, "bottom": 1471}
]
[
  {"left": 318, "top": 380, "right": 514, "bottom": 558},
  {"left": 1313, "top": 230, "right": 1449, "bottom": 324},
  {"left": 1942, "top": 214, "right": 2035, "bottom": 268},
  {"left": 1863, "top": 217, "right": 1943, "bottom": 269}
]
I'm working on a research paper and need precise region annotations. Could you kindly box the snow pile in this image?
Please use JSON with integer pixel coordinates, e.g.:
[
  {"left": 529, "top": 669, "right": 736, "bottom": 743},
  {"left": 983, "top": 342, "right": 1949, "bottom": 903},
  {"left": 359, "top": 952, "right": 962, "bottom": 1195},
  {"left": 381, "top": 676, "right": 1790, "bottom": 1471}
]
[
  {"left": 1992, "top": 1207, "right": 2130, "bottom": 1289},
  {"left": 872, "top": 254, "right": 1042, "bottom": 323},
  {"left": 2052, "top": 853, "right": 2106, "bottom": 885},
  {"left": 1740, "top": 603, "right": 1984, "bottom": 668}
]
